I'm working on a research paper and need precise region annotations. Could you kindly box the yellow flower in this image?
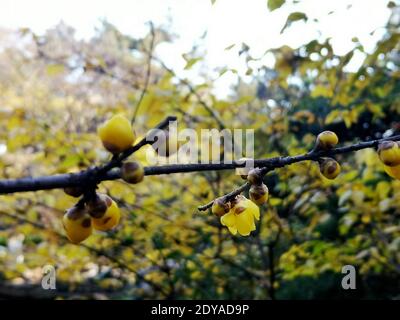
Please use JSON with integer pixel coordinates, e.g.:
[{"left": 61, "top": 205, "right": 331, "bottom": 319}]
[
  {"left": 220, "top": 196, "right": 260, "bottom": 236},
  {"left": 97, "top": 114, "right": 135, "bottom": 154},
  {"left": 383, "top": 164, "right": 400, "bottom": 179}
]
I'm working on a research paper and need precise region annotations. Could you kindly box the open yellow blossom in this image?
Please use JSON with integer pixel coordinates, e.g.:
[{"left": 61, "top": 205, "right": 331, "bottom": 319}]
[
  {"left": 220, "top": 196, "right": 260, "bottom": 236},
  {"left": 383, "top": 164, "right": 400, "bottom": 179}
]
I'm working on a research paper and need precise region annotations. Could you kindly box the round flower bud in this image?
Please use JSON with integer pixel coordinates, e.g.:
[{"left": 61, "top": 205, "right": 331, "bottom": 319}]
[
  {"left": 316, "top": 131, "right": 339, "bottom": 150},
  {"left": 211, "top": 197, "right": 230, "bottom": 217},
  {"left": 121, "top": 161, "right": 144, "bottom": 184},
  {"left": 377, "top": 141, "right": 400, "bottom": 167},
  {"left": 249, "top": 183, "right": 269, "bottom": 205},
  {"left": 319, "top": 158, "right": 341, "bottom": 180},
  {"left": 91, "top": 198, "right": 121, "bottom": 231},
  {"left": 62, "top": 206, "right": 93, "bottom": 244},
  {"left": 97, "top": 114, "right": 135, "bottom": 154},
  {"left": 63, "top": 186, "right": 84, "bottom": 198},
  {"left": 247, "top": 168, "right": 263, "bottom": 185},
  {"left": 87, "top": 193, "right": 111, "bottom": 219}
]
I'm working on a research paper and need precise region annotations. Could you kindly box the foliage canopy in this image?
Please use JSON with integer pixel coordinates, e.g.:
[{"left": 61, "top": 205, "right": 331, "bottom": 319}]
[{"left": 0, "top": 1, "right": 399, "bottom": 299}]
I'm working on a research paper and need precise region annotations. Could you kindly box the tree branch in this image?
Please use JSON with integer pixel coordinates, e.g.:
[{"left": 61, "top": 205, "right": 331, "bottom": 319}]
[
  {"left": 1, "top": 132, "right": 399, "bottom": 196},
  {"left": 197, "top": 134, "right": 400, "bottom": 210}
]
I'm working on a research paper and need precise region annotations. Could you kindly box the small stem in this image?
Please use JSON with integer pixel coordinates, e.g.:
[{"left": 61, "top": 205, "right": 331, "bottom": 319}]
[
  {"left": 131, "top": 22, "right": 155, "bottom": 124},
  {"left": 198, "top": 182, "right": 250, "bottom": 211}
]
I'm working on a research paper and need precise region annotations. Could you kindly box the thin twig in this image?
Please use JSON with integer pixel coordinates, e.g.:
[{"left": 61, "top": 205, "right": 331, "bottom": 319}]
[
  {"left": 197, "top": 134, "right": 400, "bottom": 210},
  {"left": 152, "top": 56, "right": 226, "bottom": 130},
  {"left": 131, "top": 22, "right": 156, "bottom": 124}
]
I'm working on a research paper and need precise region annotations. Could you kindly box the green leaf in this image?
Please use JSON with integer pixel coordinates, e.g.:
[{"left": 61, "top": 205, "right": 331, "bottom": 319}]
[
  {"left": 224, "top": 44, "right": 235, "bottom": 51},
  {"left": 280, "top": 12, "right": 308, "bottom": 33},
  {"left": 183, "top": 57, "right": 202, "bottom": 70},
  {"left": 267, "top": 0, "right": 285, "bottom": 11}
]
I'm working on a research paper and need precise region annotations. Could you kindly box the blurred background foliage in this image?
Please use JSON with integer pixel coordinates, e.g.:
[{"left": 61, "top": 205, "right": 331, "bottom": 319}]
[{"left": 0, "top": 0, "right": 399, "bottom": 299}]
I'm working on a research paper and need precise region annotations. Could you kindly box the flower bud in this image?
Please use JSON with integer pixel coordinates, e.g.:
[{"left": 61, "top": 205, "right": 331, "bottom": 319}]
[
  {"left": 92, "top": 198, "right": 121, "bottom": 231},
  {"left": 211, "top": 197, "right": 230, "bottom": 217},
  {"left": 97, "top": 114, "right": 135, "bottom": 154},
  {"left": 64, "top": 186, "right": 84, "bottom": 198},
  {"left": 319, "top": 158, "right": 341, "bottom": 180},
  {"left": 249, "top": 183, "right": 269, "bottom": 205},
  {"left": 377, "top": 141, "right": 400, "bottom": 167},
  {"left": 121, "top": 161, "right": 144, "bottom": 184},
  {"left": 316, "top": 131, "right": 338, "bottom": 150},
  {"left": 87, "top": 193, "right": 111, "bottom": 219},
  {"left": 247, "top": 168, "right": 263, "bottom": 185},
  {"left": 62, "top": 206, "right": 92, "bottom": 244}
]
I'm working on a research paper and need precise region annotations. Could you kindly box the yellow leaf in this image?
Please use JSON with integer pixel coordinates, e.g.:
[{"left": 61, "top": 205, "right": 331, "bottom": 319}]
[{"left": 46, "top": 64, "right": 65, "bottom": 76}]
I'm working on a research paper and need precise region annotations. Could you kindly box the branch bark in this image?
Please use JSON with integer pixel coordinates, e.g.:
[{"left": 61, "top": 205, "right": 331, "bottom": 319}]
[{"left": 1, "top": 133, "right": 399, "bottom": 195}]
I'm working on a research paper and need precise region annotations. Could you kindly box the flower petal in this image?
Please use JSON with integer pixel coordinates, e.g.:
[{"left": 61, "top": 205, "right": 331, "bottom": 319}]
[
  {"left": 250, "top": 219, "right": 256, "bottom": 231},
  {"left": 246, "top": 199, "right": 260, "bottom": 220},
  {"left": 220, "top": 211, "right": 236, "bottom": 227},
  {"left": 228, "top": 226, "right": 238, "bottom": 235},
  {"left": 236, "top": 210, "right": 254, "bottom": 236}
]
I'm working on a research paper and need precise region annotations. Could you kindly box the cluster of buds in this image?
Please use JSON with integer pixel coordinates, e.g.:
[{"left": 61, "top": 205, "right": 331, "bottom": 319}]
[
  {"left": 315, "top": 131, "right": 341, "bottom": 180},
  {"left": 63, "top": 114, "right": 146, "bottom": 244},
  {"left": 212, "top": 167, "right": 269, "bottom": 236},
  {"left": 62, "top": 193, "right": 120, "bottom": 244},
  {"left": 247, "top": 168, "right": 269, "bottom": 205},
  {"left": 211, "top": 130, "right": 345, "bottom": 237}
]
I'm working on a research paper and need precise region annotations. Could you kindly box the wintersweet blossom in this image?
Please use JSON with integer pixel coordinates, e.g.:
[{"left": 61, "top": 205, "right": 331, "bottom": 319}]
[{"left": 220, "top": 195, "right": 260, "bottom": 236}]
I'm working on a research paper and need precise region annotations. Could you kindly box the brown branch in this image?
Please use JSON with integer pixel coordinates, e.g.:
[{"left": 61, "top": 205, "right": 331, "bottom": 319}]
[{"left": 1, "top": 131, "right": 399, "bottom": 196}]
